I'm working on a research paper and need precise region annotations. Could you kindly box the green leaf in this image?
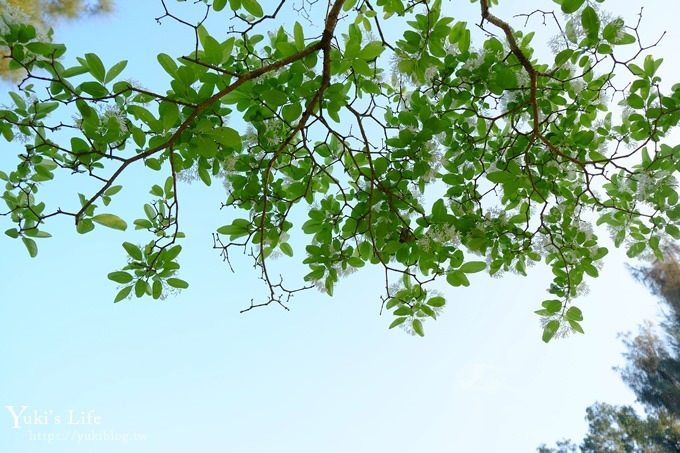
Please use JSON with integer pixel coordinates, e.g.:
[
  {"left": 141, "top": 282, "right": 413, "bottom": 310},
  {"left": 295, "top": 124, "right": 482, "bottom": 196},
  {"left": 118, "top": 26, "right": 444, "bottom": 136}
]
[
  {"left": 128, "top": 105, "right": 159, "bottom": 129},
  {"left": 62, "top": 65, "right": 89, "bottom": 78},
  {"left": 114, "top": 285, "right": 132, "bottom": 303},
  {"left": 385, "top": 298, "right": 400, "bottom": 310},
  {"left": 542, "top": 320, "right": 560, "bottom": 343},
  {"left": 446, "top": 270, "right": 470, "bottom": 287},
  {"left": 358, "top": 241, "right": 373, "bottom": 260},
  {"left": 104, "top": 185, "right": 123, "bottom": 197},
  {"left": 427, "top": 296, "right": 446, "bottom": 307},
  {"left": 157, "top": 53, "right": 178, "bottom": 77},
  {"left": 9, "top": 91, "right": 26, "bottom": 110},
  {"left": 626, "top": 241, "right": 646, "bottom": 258},
  {"left": 554, "top": 49, "right": 573, "bottom": 67},
  {"left": 108, "top": 271, "right": 133, "bottom": 284},
  {"left": 76, "top": 219, "right": 95, "bottom": 234},
  {"left": 486, "top": 171, "right": 513, "bottom": 184},
  {"left": 460, "top": 261, "right": 486, "bottom": 273},
  {"left": 494, "top": 66, "right": 518, "bottom": 90},
  {"left": 597, "top": 43, "right": 612, "bottom": 54},
  {"left": 561, "top": 0, "right": 585, "bottom": 14},
  {"left": 393, "top": 307, "right": 411, "bottom": 316},
  {"left": 412, "top": 319, "right": 425, "bottom": 337},
  {"left": 144, "top": 204, "right": 156, "bottom": 220},
  {"left": 152, "top": 279, "right": 163, "bottom": 299},
  {"left": 616, "top": 33, "right": 636, "bottom": 45},
  {"left": 343, "top": 0, "right": 358, "bottom": 11},
  {"left": 217, "top": 219, "right": 251, "bottom": 239},
  {"left": 26, "top": 42, "right": 55, "bottom": 56},
  {"left": 359, "top": 41, "right": 384, "bottom": 60},
  {"left": 213, "top": 0, "right": 228, "bottom": 11},
  {"left": 132, "top": 127, "right": 146, "bottom": 148},
  {"left": 580, "top": 6, "right": 600, "bottom": 39},
  {"left": 105, "top": 60, "right": 128, "bottom": 84},
  {"left": 666, "top": 224, "right": 680, "bottom": 240},
  {"left": 150, "top": 185, "right": 164, "bottom": 197},
  {"left": 565, "top": 306, "right": 583, "bottom": 321},
  {"left": 263, "top": 89, "right": 288, "bottom": 107},
  {"left": 159, "top": 101, "right": 180, "bottom": 130},
  {"left": 198, "top": 166, "right": 211, "bottom": 186},
  {"left": 389, "top": 316, "right": 407, "bottom": 329},
  {"left": 167, "top": 278, "right": 189, "bottom": 289},
  {"left": 35, "top": 101, "right": 59, "bottom": 117},
  {"left": 603, "top": 18, "right": 624, "bottom": 43},
  {"left": 280, "top": 242, "right": 294, "bottom": 257},
  {"left": 164, "top": 177, "right": 174, "bottom": 197},
  {"left": 134, "top": 279, "right": 148, "bottom": 297},
  {"left": 85, "top": 52, "right": 106, "bottom": 82},
  {"left": 419, "top": 304, "right": 437, "bottom": 319},
  {"left": 200, "top": 33, "right": 223, "bottom": 64},
  {"left": 209, "top": 127, "right": 241, "bottom": 149},
  {"left": 134, "top": 219, "right": 153, "bottom": 230},
  {"left": 145, "top": 158, "right": 162, "bottom": 171},
  {"left": 458, "top": 28, "right": 470, "bottom": 52},
  {"left": 293, "top": 22, "right": 304, "bottom": 50},
  {"left": 304, "top": 267, "right": 325, "bottom": 282},
  {"left": 17, "top": 23, "right": 37, "bottom": 42},
  {"left": 541, "top": 299, "right": 563, "bottom": 314},
  {"left": 24, "top": 229, "right": 51, "bottom": 238},
  {"left": 583, "top": 263, "right": 599, "bottom": 278},
  {"left": 431, "top": 198, "right": 447, "bottom": 220},
  {"left": 242, "top": 0, "right": 263, "bottom": 17},
  {"left": 163, "top": 244, "right": 183, "bottom": 262},
  {"left": 22, "top": 237, "right": 38, "bottom": 257},
  {"left": 627, "top": 94, "right": 645, "bottom": 109},
  {"left": 79, "top": 81, "right": 108, "bottom": 97},
  {"left": 643, "top": 55, "right": 662, "bottom": 78},
  {"left": 282, "top": 103, "right": 303, "bottom": 123},
  {"left": 568, "top": 319, "right": 585, "bottom": 334},
  {"left": 92, "top": 213, "right": 128, "bottom": 231},
  {"left": 123, "top": 242, "right": 143, "bottom": 261}
]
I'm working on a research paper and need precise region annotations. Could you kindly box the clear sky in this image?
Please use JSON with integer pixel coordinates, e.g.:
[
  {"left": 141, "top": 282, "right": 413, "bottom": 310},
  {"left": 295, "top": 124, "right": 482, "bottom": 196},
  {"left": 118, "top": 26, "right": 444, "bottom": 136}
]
[{"left": 1, "top": 1, "right": 679, "bottom": 452}]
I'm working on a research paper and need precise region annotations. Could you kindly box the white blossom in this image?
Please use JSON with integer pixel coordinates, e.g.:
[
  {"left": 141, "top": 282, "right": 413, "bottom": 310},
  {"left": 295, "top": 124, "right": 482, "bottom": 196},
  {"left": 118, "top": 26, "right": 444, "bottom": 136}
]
[
  {"left": 0, "top": 1, "right": 35, "bottom": 34},
  {"left": 635, "top": 169, "right": 676, "bottom": 205},
  {"left": 100, "top": 104, "right": 128, "bottom": 135},
  {"left": 539, "top": 316, "right": 573, "bottom": 340},
  {"left": 570, "top": 79, "right": 585, "bottom": 97},
  {"left": 418, "top": 224, "right": 460, "bottom": 252}
]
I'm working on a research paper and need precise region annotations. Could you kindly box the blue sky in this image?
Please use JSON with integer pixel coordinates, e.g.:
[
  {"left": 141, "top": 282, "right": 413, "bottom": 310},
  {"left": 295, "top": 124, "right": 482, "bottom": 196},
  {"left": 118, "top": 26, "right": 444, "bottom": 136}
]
[{"left": 1, "top": 1, "right": 679, "bottom": 452}]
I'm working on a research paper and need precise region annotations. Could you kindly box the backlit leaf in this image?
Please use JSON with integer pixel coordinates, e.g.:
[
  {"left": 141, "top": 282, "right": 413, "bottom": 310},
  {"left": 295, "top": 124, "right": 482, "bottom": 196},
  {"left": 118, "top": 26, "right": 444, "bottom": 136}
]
[{"left": 92, "top": 214, "right": 128, "bottom": 231}]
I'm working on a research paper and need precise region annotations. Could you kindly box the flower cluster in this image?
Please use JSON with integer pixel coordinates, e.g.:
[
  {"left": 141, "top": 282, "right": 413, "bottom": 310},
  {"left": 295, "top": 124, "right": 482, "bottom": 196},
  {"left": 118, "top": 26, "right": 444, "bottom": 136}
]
[
  {"left": 0, "top": 1, "right": 34, "bottom": 33},
  {"left": 417, "top": 224, "right": 460, "bottom": 252},
  {"left": 635, "top": 169, "right": 677, "bottom": 206}
]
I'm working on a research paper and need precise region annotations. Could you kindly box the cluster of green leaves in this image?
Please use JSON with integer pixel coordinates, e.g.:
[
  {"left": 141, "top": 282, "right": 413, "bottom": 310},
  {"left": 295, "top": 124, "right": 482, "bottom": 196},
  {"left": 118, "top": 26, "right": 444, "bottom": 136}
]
[
  {"left": 1, "top": 0, "right": 679, "bottom": 340},
  {"left": 0, "top": 0, "right": 114, "bottom": 80}
]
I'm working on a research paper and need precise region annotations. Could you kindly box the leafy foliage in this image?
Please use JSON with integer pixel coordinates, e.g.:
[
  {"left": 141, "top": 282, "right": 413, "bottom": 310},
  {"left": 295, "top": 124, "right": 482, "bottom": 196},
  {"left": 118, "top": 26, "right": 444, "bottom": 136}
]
[
  {"left": 622, "top": 244, "right": 680, "bottom": 418},
  {"left": 0, "top": 0, "right": 113, "bottom": 79},
  {"left": 1, "top": 0, "right": 679, "bottom": 338},
  {"left": 539, "top": 245, "right": 680, "bottom": 451}
]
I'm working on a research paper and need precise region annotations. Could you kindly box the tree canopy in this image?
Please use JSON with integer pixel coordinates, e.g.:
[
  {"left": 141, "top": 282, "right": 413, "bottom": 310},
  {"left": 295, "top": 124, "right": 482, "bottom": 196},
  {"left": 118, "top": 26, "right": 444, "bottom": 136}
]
[
  {"left": 538, "top": 401, "right": 679, "bottom": 452},
  {"left": 0, "top": 0, "right": 679, "bottom": 340},
  {"left": 623, "top": 243, "right": 680, "bottom": 418}
]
